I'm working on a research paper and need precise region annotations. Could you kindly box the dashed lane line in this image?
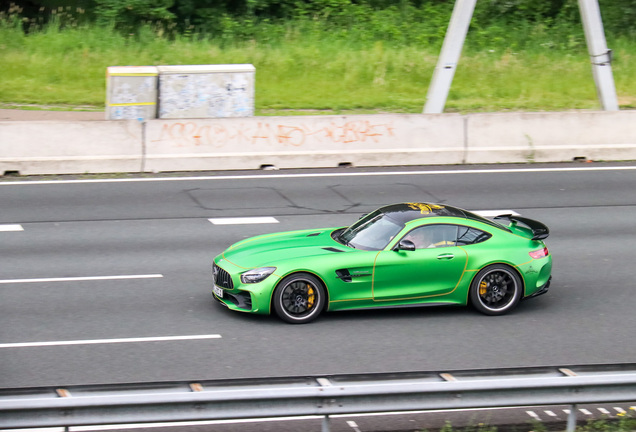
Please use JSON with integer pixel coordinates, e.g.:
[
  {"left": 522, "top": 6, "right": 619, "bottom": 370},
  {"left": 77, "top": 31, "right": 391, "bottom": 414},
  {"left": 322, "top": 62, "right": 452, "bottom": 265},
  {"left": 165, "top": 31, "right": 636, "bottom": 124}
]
[
  {"left": 0, "top": 274, "right": 163, "bottom": 285},
  {"left": 347, "top": 420, "right": 363, "bottom": 432},
  {"left": 526, "top": 411, "right": 541, "bottom": 420},
  {"left": 0, "top": 224, "right": 23, "bottom": 232},
  {"left": 0, "top": 334, "right": 222, "bottom": 349},
  {"left": 207, "top": 211, "right": 517, "bottom": 227},
  {"left": 209, "top": 217, "right": 279, "bottom": 225},
  {"left": 527, "top": 407, "right": 635, "bottom": 420},
  {"left": 471, "top": 210, "right": 520, "bottom": 217},
  {"left": 1, "top": 210, "right": 517, "bottom": 235}
]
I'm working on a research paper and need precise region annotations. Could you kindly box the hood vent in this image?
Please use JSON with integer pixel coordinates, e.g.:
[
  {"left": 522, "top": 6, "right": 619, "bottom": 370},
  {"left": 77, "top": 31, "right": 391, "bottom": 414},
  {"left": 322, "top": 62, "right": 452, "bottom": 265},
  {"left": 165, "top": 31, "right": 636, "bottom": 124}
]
[
  {"left": 307, "top": 232, "right": 321, "bottom": 237},
  {"left": 322, "top": 247, "right": 345, "bottom": 253}
]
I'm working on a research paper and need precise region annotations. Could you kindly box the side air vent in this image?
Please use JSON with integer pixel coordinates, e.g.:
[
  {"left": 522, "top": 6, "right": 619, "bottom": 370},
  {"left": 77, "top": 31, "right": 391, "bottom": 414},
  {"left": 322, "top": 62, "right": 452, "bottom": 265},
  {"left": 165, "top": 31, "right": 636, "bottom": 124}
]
[
  {"left": 323, "top": 247, "right": 345, "bottom": 253},
  {"left": 336, "top": 269, "right": 372, "bottom": 283},
  {"left": 336, "top": 269, "right": 352, "bottom": 283}
]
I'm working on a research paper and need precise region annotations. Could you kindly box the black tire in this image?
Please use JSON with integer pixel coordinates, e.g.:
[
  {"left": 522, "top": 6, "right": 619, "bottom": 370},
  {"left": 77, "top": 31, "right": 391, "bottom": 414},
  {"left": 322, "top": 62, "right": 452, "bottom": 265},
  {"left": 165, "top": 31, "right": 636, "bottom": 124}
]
[
  {"left": 272, "top": 273, "right": 325, "bottom": 324},
  {"left": 470, "top": 264, "right": 522, "bottom": 316}
]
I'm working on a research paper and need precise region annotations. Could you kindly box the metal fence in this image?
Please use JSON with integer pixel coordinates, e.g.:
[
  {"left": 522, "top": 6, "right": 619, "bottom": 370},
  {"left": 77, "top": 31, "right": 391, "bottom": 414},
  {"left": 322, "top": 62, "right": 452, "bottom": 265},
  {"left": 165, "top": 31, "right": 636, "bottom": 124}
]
[{"left": 2, "top": 363, "right": 636, "bottom": 431}]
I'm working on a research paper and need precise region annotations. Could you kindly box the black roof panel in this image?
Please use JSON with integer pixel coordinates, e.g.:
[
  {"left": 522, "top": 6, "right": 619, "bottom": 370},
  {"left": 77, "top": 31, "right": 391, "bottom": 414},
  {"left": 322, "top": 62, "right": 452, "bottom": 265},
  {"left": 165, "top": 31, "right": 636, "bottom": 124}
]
[{"left": 379, "top": 202, "right": 510, "bottom": 232}]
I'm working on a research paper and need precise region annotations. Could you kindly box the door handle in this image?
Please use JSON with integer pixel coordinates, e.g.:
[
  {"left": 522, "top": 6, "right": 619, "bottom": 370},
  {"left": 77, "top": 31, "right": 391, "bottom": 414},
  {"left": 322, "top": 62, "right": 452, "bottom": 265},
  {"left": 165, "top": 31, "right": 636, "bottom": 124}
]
[{"left": 437, "top": 253, "right": 454, "bottom": 260}]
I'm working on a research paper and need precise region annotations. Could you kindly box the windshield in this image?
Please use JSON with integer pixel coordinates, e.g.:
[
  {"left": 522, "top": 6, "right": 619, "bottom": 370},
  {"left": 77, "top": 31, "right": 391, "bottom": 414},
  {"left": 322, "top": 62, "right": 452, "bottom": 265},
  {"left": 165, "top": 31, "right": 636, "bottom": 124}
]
[{"left": 339, "top": 211, "right": 404, "bottom": 251}]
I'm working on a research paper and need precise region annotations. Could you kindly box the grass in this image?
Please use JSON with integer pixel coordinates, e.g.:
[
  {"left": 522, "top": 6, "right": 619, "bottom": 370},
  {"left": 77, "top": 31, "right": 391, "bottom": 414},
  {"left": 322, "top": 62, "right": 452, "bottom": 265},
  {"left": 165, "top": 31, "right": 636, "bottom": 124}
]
[{"left": 1, "top": 18, "right": 635, "bottom": 114}]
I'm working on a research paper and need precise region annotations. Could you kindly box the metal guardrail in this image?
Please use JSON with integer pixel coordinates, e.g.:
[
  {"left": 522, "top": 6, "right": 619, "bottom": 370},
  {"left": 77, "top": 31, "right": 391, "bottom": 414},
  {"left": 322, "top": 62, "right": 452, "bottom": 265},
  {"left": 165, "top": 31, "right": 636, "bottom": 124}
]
[{"left": 1, "top": 363, "right": 636, "bottom": 431}]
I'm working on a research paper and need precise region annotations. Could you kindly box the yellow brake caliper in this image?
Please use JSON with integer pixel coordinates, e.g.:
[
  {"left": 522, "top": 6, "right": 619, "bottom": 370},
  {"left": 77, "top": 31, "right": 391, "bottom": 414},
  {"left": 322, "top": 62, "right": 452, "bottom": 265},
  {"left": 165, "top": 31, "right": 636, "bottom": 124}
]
[
  {"left": 479, "top": 280, "right": 488, "bottom": 296},
  {"left": 306, "top": 284, "right": 315, "bottom": 308}
]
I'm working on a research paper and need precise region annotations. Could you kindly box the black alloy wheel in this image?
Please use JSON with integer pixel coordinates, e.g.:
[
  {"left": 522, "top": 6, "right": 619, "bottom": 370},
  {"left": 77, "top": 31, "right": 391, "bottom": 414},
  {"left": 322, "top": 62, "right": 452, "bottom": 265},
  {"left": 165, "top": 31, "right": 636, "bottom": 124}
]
[
  {"left": 273, "top": 273, "right": 325, "bottom": 324},
  {"left": 470, "top": 264, "right": 522, "bottom": 315}
]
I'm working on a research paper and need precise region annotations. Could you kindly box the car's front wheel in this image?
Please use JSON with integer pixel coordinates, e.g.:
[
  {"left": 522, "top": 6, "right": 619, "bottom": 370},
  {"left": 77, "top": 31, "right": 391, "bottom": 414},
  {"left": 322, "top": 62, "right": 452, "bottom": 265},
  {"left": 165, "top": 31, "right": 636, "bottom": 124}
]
[
  {"left": 273, "top": 273, "right": 325, "bottom": 324},
  {"left": 470, "top": 265, "right": 522, "bottom": 315}
]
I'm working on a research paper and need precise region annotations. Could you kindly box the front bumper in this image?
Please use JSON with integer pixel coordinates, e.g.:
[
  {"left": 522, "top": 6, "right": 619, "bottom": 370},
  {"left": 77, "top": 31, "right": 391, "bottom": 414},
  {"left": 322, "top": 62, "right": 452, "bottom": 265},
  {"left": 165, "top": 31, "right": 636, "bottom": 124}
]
[
  {"left": 212, "top": 258, "right": 277, "bottom": 314},
  {"left": 213, "top": 288, "right": 253, "bottom": 310}
]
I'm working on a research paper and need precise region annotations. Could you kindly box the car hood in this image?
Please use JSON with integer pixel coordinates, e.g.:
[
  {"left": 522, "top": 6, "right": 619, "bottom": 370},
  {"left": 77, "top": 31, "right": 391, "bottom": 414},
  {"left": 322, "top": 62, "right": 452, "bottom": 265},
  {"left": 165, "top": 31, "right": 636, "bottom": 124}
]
[{"left": 220, "top": 228, "right": 350, "bottom": 269}]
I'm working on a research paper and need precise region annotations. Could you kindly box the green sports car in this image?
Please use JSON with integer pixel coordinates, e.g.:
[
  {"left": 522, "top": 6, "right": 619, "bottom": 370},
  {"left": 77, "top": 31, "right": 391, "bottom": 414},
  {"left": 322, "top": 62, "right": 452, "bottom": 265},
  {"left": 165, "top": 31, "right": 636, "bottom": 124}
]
[{"left": 212, "top": 203, "right": 552, "bottom": 324}]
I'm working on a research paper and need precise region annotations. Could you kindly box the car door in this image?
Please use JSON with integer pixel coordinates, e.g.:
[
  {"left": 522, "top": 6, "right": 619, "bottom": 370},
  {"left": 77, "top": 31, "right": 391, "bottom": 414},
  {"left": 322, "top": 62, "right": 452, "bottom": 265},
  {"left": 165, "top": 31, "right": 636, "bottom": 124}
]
[{"left": 371, "top": 224, "right": 468, "bottom": 301}]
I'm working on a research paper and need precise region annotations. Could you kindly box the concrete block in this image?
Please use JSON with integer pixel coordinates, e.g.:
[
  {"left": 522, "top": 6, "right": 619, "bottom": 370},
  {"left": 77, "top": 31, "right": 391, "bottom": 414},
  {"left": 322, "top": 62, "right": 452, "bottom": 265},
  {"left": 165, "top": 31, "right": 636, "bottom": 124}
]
[
  {"left": 157, "top": 64, "right": 255, "bottom": 119},
  {"left": 0, "top": 121, "right": 143, "bottom": 175},
  {"left": 465, "top": 111, "right": 636, "bottom": 163},
  {"left": 106, "top": 66, "right": 158, "bottom": 120}
]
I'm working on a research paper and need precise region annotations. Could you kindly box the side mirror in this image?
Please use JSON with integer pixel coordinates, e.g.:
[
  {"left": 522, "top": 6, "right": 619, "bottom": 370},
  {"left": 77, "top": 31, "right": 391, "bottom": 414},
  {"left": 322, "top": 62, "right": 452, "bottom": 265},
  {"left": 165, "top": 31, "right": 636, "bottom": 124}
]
[{"left": 395, "top": 239, "right": 416, "bottom": 251}]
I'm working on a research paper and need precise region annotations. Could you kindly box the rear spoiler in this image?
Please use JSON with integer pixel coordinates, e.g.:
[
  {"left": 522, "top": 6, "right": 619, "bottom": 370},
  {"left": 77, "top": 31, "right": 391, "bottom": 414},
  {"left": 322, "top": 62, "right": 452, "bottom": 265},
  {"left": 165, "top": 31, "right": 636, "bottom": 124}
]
[{"left": 494, "top": 214, "right": 549, "bottom": 240}]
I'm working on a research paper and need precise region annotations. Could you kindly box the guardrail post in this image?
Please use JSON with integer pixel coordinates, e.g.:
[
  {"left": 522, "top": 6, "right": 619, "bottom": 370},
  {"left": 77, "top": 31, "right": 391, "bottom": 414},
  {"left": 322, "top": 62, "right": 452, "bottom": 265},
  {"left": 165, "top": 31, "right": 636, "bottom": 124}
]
[
  {"left": 322, "top": 414, "right": 331, "bottom": 432},
  {"left": 567, "top": 404, "right": 578, "bottom": 432}
]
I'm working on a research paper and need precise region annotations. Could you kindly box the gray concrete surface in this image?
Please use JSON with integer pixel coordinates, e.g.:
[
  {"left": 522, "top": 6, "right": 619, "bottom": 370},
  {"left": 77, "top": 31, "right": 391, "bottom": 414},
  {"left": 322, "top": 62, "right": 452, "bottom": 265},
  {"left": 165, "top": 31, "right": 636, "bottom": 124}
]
[
  {"left": 0, "top": 108, "right": 105, "bottom": 121},
  {"left": 2, "top": 163, "right": 636, "bottom": 388}
]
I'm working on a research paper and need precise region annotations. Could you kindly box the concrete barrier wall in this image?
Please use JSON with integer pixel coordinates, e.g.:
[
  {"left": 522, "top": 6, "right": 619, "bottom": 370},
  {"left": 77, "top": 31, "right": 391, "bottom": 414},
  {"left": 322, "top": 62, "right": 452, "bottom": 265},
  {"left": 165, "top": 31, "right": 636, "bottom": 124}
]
[
  {"left": 0, "top": 121, "right": 143, "bottom": 175},
  {"left": 0, "top": 111, "right": 634, "bottom": 175},
  {"left": 466, "top": 111, "right": 636, "bottom": 164},
  {"left": 144, "top": 114, "right": 465, "bottom": 171}
]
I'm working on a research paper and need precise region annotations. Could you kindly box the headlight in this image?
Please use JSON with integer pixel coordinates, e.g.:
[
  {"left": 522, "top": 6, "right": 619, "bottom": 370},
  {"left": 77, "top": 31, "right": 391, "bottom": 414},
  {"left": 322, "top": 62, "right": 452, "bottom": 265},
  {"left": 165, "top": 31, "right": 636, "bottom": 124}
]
[{"left": 240, "top": 267, "right": 276, "bottom": 284}]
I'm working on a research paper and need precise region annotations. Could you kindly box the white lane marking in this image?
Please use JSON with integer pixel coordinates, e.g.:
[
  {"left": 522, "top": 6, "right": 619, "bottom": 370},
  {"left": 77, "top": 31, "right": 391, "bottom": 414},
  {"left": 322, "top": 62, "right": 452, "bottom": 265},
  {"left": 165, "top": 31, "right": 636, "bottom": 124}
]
[
  {"left": 580, "top": 409, "right": 593, "bottom": 415},
  {"left": 0, "top": 224, "right": 23, "bottom": 232},
  {"left": 526, "top": 411, "right": 541, "bottom": 420},
  {"left": 209, "top": 217, "right": 279, "bottom": 225},
  {"left": 207, "top": 212, "right": 515, "bottom": 226},
  {"left": 1, "top": 166, "right": 635, "bottom": 186},
  {"left": 545, "top": 410, "right": 558, "bottom": 417},
  {"left": 0, "top": 274, "right": 163, "bottom": 285},
  {"left": 614, "top": 407, "right": 626, "bottom": 413},
  {"left": 0, "top": 334, "right": 221, "bottom": 349},
  {"left": 0, "top": 429, "right": 63, "bottom": 432},
  {"left": 598, "top": 408, "right": 610, "bottom": 415},
  {"left": 347, "top": 420, "right": 362, "bottom": 432},
  {"left": 471, "top": 210, "right": 520, "bottom": 217}
]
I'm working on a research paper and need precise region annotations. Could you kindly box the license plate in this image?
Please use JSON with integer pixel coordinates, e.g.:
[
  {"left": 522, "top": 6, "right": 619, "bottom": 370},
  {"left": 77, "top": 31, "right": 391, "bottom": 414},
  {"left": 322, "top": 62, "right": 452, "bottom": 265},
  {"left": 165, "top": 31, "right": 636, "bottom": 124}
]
[{"left": 213, "top": 285, "right": 224, "bottom": 298}]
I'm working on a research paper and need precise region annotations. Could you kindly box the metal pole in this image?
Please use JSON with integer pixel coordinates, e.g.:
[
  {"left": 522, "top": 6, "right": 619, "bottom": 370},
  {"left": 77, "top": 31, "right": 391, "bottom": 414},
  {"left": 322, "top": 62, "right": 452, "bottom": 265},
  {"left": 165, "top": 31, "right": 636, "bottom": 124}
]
[
  {"left": 567, "top": 404, "right": 578, "bottom": 432},
  {"left": 423, "top": 0, "right": 477, "bottom": 113},
  {"left": 322, "top": 415, "right": 331, "bottom": 432},
  {"left": 577, "top": 0, "right": 619, "bottom": 111}
]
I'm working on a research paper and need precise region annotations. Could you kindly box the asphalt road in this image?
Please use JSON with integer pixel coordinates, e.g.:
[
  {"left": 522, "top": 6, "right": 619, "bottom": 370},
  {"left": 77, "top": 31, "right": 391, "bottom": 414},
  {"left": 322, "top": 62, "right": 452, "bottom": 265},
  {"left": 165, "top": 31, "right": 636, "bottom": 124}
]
[{"left": 1, "top": 162, "right": 636, "bottom": 394}]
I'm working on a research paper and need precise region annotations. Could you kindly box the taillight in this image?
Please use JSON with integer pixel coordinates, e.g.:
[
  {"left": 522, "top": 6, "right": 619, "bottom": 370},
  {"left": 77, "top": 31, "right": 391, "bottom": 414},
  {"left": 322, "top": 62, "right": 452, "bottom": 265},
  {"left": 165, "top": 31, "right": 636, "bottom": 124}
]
[{"left": 529, "top": 247, "right": 549, "bottom": 259}]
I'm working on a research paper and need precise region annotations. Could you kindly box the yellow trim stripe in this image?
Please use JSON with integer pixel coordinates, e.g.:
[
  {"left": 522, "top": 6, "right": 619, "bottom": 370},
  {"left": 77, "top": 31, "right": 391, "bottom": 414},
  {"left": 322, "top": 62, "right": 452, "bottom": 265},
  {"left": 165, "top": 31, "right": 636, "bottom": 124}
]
[
  {"left": 108, "top": 102, "right": 156, "bottom": 107},
  {"left": 370, "top": 251, "right": 382, "bottom": 298}
]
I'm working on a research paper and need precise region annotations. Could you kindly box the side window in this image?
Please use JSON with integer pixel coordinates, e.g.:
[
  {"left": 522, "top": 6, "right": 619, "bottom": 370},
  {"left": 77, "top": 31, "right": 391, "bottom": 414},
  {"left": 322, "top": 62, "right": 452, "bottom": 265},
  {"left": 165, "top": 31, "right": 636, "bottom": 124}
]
[
  {"left": 456, "top": 226, "right": 492, "bottom": 246},
  {"left": 401, "top": 225, "right": 458, "bottom": 249}
]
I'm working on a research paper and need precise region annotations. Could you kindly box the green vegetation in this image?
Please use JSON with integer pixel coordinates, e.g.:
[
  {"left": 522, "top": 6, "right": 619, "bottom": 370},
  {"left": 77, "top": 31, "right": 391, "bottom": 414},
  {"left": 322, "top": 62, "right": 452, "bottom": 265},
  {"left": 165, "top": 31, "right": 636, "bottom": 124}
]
[{"left": 0, "top": 1, "right": 635, "bottom": 114}]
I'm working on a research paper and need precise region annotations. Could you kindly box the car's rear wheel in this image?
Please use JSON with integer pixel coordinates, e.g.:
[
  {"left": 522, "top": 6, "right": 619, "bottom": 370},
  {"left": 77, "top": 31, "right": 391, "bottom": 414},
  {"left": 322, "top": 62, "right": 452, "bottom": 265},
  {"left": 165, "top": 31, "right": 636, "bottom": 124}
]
[
  {"left": 470, "top": 265, "right": 522, "bottom": 316},
  {"left": 273, "top": 273, "right": 325, "bottom": 324}
]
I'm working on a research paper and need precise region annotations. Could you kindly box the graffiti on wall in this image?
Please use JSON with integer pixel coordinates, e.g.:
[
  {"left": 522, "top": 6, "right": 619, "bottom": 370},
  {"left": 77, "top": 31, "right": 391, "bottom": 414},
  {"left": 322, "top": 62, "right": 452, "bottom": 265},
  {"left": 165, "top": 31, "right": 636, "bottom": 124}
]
[{"left": 152, "top": 119, "right": 395, "bottom": 148}]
